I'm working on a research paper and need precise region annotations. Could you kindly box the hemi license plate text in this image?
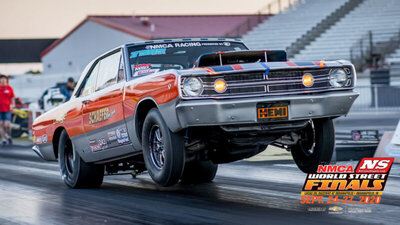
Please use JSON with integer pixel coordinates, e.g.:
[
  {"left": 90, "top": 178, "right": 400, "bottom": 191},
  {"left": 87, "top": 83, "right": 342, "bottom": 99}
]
[{"left": 257, "top": 102, "right": 288, "bottom": 122}]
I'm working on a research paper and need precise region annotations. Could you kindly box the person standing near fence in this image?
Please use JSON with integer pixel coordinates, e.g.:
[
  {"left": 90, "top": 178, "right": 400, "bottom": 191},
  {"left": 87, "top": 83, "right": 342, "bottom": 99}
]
[{"left": 0, "top": 74, "right": 15, "bottom": 145}]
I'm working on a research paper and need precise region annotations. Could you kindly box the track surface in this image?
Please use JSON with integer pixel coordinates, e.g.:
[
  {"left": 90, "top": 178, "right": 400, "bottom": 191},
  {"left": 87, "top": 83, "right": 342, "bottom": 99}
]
[{"left": 0, "top": 144, "right": 399, "bottom": 225}]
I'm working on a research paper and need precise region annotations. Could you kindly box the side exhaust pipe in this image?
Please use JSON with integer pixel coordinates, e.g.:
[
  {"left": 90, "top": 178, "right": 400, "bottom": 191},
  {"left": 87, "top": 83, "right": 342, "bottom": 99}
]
[{"left": 32, "top": 145, "right": 45, "bottom": 160}]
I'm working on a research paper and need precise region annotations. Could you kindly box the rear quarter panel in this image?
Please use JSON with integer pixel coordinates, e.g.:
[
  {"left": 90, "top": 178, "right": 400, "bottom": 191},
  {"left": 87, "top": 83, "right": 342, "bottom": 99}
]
[{"left": 32, "top": 99, "right": 83, "bottom": 154}]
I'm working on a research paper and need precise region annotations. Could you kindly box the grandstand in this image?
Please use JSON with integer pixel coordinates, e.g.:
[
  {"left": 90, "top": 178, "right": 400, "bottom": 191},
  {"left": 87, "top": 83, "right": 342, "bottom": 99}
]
[
  {"left": 243, "top": 0, "right": 348, "bottom": 50},
  {"left": 243, "top": 0, "right": 400, "bottom": 65},
  {"left": 387, "top": 46, "right": 400, "bottom": 65},
  {"left": 293, "top": 0, "right": 400, "bottom": 61}
]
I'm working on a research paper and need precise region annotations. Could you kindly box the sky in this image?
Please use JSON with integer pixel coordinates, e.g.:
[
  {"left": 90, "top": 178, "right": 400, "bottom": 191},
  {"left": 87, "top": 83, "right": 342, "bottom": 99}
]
[{"left": 0, "top": 0, "right": 278, "bottom": 39}]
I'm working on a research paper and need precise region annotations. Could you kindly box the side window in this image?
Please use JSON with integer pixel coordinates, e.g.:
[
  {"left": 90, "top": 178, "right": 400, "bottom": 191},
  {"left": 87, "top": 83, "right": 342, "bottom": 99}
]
[
  {"left": 80, "top": 63, "right": 99, "bottom": 97},
  {"left": 117, "top": 56, "right": 125, "bottom": 82},
  {"left": 96, "top": 51, "right": 121, "bottom": 91}
]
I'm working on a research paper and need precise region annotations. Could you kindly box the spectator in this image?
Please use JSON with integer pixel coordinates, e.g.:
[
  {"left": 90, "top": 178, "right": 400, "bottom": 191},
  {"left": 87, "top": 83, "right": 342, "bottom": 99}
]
[
  {"left": 60, "top": 77, "right": 76, "bottom": 101},
  {"left": 0, "top": 74, "right": 15, "bottom": 145},
  {"left": 39, "top": 77, "right": 76, "bottom": 110}
]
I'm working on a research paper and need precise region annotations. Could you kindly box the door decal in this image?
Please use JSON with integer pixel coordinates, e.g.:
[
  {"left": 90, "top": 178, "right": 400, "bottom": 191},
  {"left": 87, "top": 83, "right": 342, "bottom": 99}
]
[{"left": 89, "top": 107, "right": 116, "bottom": 125}]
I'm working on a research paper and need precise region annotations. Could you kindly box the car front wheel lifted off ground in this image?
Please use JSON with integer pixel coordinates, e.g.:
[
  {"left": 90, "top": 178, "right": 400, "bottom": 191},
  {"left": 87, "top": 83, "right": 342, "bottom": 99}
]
[
  {"left": 58, "top": 130, "right": 104, "bottom": 188},
  {"left": 291, "top": 118, "right": 335, "bottom": 173},
  {"left": 142, "top": 108, "right": 185, "bottom": 187}
]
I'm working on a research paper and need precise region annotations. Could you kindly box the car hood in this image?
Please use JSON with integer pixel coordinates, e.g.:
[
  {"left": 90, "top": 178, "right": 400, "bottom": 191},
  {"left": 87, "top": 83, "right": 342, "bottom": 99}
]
[{"left": 178, "top": 60, "right": 352, "bottom": 76}]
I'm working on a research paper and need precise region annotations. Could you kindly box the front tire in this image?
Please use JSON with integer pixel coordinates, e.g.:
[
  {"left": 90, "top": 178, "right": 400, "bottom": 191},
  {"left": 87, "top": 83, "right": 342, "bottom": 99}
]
[
  {"left": 181, "top": 160, "right": 218, "bottom": 184},
  {"left": 142, "top": 108, "right": 185, "bottom": 187},
  {"left": 58, "top": 130, "right": 104, "bottom": 188},
  {"left": 291, "top": 118, "right": 335, "bottom": 173}
]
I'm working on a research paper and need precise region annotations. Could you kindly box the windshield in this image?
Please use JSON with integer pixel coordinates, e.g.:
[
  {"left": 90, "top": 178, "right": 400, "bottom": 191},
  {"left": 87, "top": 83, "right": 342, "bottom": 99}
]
[{"left": 127, "top": 41, "right": 248, "bottom": 77}]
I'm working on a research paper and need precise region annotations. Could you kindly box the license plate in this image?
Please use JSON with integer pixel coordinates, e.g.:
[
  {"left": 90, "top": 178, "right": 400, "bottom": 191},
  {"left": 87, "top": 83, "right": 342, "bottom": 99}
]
[{"left": 257, "top": 102, "right": 289, "bottom": 122}]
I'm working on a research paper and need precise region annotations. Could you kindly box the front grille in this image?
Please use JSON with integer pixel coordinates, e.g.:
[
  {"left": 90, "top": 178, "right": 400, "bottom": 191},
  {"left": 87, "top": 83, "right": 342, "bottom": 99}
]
[
  {"left": 201, "top": 72, "right": 264, "bottom": 83},
  {"left": 268, "top": 69, "right": 331, "bottom": 80},
  {"left": 181, "top": 67, "right": 352, "bottom": 98},
  {"left": 202, "top": 86, "right": 266, "bottom": 96}
]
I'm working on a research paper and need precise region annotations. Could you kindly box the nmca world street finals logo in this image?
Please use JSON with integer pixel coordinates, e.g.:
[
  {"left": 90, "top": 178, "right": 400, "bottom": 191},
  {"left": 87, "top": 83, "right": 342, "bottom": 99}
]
[{"left": 301, "top": 158, "right": 394, "bottom": 196}]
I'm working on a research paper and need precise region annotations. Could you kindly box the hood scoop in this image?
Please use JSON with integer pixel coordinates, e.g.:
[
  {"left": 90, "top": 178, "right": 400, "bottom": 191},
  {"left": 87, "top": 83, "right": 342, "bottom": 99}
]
[{"left": 195, "top": 50, "right": 287, "bottom": 68}]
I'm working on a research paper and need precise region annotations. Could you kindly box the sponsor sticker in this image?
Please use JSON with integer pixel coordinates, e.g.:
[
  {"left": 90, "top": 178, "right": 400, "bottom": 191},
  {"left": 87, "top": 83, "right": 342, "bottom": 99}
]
[
  {"left": 134, "top": 64, "right": 151, "bottom": 71},
  {"left": 90, "top": 144, "right": 101, "bottom": 151},
  {"left": 107, "top": 131, "right": 117, "bottom": 141},
  {"left": 36, "top": 136, "right": 42, "bottom": 144},
  {"left": 145, "top": 42, "right": 202, "bottom": 49},
  {"left": 133, "top": 69, "right": 160, "bottom": 77},
  {"left": 89, "top": 107, "right": 116, "bottom": 125},
  {"left": 89, "top": 139, "right": 100, "bottom": 151},
  {"left": 116, "top": 128, "right": 129, "bottom": 144},
  {"left": 98, "top": 138, "right": 108, "bottom": 149},
  {"left": 130, "top": 48, "right": 166, "bottom": 58},
  {"left": 89, "top": 138, "right": 107, "bottom": 152},
  {"left": 116, "top": 128, "right": 128, "bottom": 138},
  {"left": 117, "top": 136, "right": 129, "bottom": 144},
  {"left": 42, "top": 134, "right": 47, "bottom": 144}
]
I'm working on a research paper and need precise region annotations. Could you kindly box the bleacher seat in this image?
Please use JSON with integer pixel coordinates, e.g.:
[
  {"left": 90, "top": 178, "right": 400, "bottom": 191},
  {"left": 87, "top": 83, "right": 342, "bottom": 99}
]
[
  {"left": 387, "top": 47, "right": 400, "bottom": 64},
  {"left": 242, "top": 0, "right": 348, "bottom": 51},
  {"left": 293, "top": 0, "right": 400, "bottom": 61}
]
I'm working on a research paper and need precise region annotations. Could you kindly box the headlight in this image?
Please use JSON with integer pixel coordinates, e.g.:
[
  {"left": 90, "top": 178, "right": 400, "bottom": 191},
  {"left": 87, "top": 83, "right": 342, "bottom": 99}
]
[
  {"left": 329, "top": 69, "right": 348, "bottom": 87},
  {"left": 182, "top": 77, "right": 203, "bottom": 97}
]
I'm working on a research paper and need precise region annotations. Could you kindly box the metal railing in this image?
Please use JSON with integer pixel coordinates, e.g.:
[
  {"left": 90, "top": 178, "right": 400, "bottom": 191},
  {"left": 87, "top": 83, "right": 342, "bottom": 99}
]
[
  {"left": 225, "top": 0, "right": 300, "bottom": 38},
  {"left": 350, "top": 28, "right": 400, "bottom": 71},
  {"left": 350, "top": 31, "right": 374, "bottom": 71},
  {"left": 350, "top": 84, "right": 400, "bottom": 112},
  {"left": 258, "top": 0, "right": 300, "bottom": 14},
  {"left": 225, "top": 14, "right": 271, "bottom": 38},
  {"left": 287, "top": 0, "right": 364, "bottom": 58}
]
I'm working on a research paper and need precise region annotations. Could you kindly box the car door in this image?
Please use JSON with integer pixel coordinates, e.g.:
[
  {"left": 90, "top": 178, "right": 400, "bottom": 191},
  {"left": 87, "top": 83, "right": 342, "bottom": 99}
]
[{"left": 81, "top": 50, "right": 131, "bottom": 155}]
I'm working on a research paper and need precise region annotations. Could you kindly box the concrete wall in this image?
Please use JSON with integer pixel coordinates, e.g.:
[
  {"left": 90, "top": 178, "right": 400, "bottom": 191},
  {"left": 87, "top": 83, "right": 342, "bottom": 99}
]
[{"left": 42, "top": 21, "right": 144, "bottom": 75}]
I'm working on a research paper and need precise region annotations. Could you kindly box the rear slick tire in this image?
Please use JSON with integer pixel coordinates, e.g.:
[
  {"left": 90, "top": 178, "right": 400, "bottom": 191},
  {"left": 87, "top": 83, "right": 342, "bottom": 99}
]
[
  {"left": 58, "top": 130, "right": 104, "bottom": 188},
  {"left": 291, "top": 118, "right": 335, "bottom": 173}
]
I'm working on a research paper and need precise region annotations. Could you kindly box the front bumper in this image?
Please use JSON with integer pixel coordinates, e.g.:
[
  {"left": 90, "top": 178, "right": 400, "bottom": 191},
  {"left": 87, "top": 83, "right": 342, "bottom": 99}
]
[{"left": 175, "top": 90, "right": 358, "bottom": 129}]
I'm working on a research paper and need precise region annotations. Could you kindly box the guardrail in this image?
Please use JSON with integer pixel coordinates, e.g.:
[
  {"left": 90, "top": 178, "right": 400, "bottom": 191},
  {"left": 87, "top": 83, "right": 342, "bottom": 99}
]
[{"left": 351, "top": 85, "right": 400, "bottom": 112}]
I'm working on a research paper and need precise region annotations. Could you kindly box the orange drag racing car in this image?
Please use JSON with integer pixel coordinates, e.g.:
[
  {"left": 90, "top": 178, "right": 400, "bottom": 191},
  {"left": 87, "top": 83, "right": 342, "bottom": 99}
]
[{"left": 32, "top": 38, "right": 358, "bottom": 188}]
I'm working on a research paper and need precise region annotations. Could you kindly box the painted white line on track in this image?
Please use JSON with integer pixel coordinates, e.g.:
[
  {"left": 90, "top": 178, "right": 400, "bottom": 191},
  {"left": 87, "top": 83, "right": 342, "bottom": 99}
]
[
  {"left": 273, "top": 164, "right": 297, "bottom": 168},
  {"left": 0, "top": 163, "right": 59, "bottom": 176},
  {"left": 17, "top": 160, "right": 59, "bottom": 169}
]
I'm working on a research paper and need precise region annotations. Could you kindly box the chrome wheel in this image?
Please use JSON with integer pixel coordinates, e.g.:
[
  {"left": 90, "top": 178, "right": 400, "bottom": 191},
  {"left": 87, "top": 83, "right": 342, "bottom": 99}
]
[{"left": 149, "top": 125, "right": 165, "bottom": 170}]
